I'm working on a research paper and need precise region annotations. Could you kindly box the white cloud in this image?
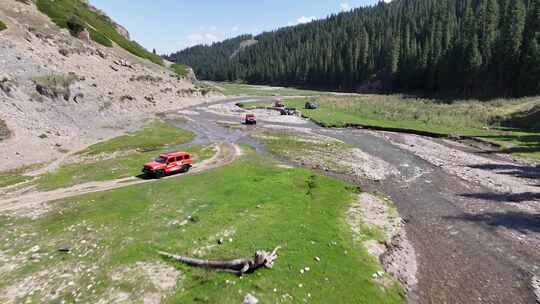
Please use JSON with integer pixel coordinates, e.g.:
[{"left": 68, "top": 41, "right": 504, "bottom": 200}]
[
  {"left": 232, "top": 26, "right": 239, "bottom": 32},
  {"left": 178, "top": 32, "right": 223, "bottom": 49},
  {"left": 209, "top": 26, "right": 217, "bottom": 31},
  {"left": 296, "top": 16, "right": 317, "bottom": 24},
  {"left": 340, "top": 2, "right": 351, "bottom": 11}
]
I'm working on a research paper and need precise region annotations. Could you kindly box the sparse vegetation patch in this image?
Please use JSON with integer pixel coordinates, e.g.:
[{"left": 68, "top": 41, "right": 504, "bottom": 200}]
[
  {"left": 33, "top": 73, "right": 79, "bottom": 101},
  {"left": 36, "top": 0, "right": 162, "bottom": 64},
  {"left": 254, "top": 130, "right": 398, "bottom": 181},
  {"left": 171, "top": 64, "right": 190, "bottom": 78},
  {"left": 0, "top": 20, "right": 7, "bottom": 31},
  {"left": 0, "top": 119, "right": 10, "bottom": 141},
  {"left": 80, "top": 120, "right": 195, "bottom": 155}
]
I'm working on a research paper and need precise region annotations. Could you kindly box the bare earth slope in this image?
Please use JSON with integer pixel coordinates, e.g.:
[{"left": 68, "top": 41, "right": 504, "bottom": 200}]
[{"left": 0, "top": 0, "right": 218, "bottom": 171}]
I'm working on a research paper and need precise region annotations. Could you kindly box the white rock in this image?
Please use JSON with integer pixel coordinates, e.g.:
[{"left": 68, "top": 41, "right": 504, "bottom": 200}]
[{"left": 243, "top": 293, "right": 258, "bottom": 304}]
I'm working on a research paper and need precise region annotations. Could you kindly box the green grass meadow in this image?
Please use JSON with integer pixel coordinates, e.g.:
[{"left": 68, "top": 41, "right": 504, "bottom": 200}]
[
  {"left": 239, "top": 95, "right": 540, "bottom": 161},
  {"left": 33, "top": 120, "right": 200, "bottom": 190},
  {"left": 36, "top": 144, "right": 215, "bottom": 191},
  {"left": 0, "top": 153, "right": 404, "bottom": 303},
  {"left": 81, "top": 121, "right": 195, "bottom": 155},
  {"left": 213, "top": 82, "right": 327, "bottom": 97}
]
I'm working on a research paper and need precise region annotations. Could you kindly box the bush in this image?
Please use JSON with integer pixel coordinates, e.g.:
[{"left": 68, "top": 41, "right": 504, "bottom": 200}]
[
  {"left": 0, "top": 118, "right": 10, "bottom": 141},
  {"left": 67, "top": 15, "right": 85, "bottom": 35},
  {"left": 0, "top": 20, "right": 7, "bottom": 31},
  {"left": 33, "top": 73, "right": 79, "bottom": 101}
]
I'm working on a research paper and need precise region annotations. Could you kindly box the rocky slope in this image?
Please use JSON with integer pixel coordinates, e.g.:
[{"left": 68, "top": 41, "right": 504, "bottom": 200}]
[{"left": 0, "top": 0, "right": 218, "bottom": 171}]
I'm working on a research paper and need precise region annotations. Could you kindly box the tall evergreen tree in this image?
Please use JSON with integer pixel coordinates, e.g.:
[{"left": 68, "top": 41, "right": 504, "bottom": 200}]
[{"left": 168, "top": 0, "right": 540, "bottom": 97}]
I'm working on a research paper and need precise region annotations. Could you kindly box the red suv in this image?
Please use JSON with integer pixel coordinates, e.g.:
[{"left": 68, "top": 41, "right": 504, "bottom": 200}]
[
  {"left": 142, "top": 151, "right": 193, "bottom": 178},
  {"left": 245, "top": 114, "right": 257, "bottom": 125}
]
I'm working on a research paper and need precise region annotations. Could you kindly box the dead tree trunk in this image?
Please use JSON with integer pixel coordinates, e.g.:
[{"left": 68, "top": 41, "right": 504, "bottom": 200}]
[{"left": 158, "top": 246, "right": 281, "bottom": 275}]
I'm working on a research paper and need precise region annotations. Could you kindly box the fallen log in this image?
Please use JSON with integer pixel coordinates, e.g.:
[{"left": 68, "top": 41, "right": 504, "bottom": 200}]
[{"left": 158, "top": 246, "right": 281, "bottom": 276}]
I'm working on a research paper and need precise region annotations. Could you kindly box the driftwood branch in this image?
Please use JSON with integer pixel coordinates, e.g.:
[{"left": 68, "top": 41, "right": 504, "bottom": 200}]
[{"left": 158, "top": 246, "right": 281, "bottom": 275}]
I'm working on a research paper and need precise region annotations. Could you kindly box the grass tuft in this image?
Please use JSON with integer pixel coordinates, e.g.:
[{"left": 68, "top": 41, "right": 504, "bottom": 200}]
[{"left": 0, "top": 20, "right": 7, "bottom": 31}]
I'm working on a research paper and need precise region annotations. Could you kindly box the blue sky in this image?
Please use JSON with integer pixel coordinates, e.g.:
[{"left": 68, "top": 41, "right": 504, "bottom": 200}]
[{"left": 90, "top": 0, "right": 383, "bottom": 54}]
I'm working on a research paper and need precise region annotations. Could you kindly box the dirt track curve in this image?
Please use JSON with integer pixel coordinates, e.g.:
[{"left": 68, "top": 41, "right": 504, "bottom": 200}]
[{"left": 0, "top": 142, "right": 239, "bottom": 214}]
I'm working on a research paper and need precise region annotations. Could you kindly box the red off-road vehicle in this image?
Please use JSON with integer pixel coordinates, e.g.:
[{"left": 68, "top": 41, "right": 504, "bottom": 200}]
[
  {"left": 142, "top": 151, "right": 192, "bottom": 178},
  {"left": 245, "top": 114, "right": 257, "bottom": 125}
]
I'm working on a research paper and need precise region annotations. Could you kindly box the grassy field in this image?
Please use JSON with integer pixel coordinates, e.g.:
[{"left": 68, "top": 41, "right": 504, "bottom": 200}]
[
  {"left": 240, "top": 95, "right": 540, "bottom": 161},
  {"left": 81, "top": 121, "right": 195, "bottom": 155},
  {"left": 32, "top": 120, "right": 199, "bottom": 190},
  {"left": 211, "top": 82, "right": 328, "bottom": 97},
  {"left": 0, "top": 20, "right": 6, "bottom": 31},
  {"left": 36, "top": 145, "right": 214, "bottom": 191},
  {"left": 0, "top": 150, "right": 404, "bottom": 303},
  {"left": 36, "top": 0, "right": 162, "bottom": 64}
]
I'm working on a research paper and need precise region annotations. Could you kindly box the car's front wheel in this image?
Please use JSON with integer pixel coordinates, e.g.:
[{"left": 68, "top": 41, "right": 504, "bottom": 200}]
[{"left": 154, "top": 169, "right": 165, "bottom": 179}]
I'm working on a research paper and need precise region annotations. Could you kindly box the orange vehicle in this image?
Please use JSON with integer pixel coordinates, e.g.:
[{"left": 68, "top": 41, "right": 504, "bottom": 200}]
[{"left": 142, "top": 151, "right": 192, "bottom": 178}]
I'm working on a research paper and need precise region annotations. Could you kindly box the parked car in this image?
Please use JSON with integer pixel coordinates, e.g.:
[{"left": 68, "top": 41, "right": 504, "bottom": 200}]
[{"left": 305, "top": 102, "right": 319, "bottom": 109}]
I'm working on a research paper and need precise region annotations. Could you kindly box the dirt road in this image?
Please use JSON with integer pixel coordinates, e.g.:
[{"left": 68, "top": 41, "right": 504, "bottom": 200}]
[{"left": 0, "top": 142, "right": 239, "bottom": 216}]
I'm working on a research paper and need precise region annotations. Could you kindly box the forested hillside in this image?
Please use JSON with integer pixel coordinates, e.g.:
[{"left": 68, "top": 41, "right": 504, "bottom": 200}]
[{"left": 168, "top": 0, "right": 540, "bottom": 97}]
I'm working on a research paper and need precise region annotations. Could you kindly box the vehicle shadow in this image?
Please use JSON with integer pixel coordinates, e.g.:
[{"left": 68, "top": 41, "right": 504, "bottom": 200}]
[
  {"left": 445, "top": 211, "right": 540, "bottom": 235},
  {"left": 136, "top": 174, "right": 154, "bottom": 180},
  {"left": 461, "top": 192, "right": 540, "bottom": 202},
  {"left": 468, "top": 163, "right": 540, "bottom": 180}
]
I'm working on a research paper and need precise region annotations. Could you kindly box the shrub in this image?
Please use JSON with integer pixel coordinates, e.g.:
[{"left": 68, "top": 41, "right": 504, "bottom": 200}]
[
  {"left": 0, "top": 119, "right": 10, "bottom": 141},
  {"left": 0, "top": 20, "right": 6, "bottom": 31},
  {"left": 33, "top": 73, "right": 79, "bottom": 101},
  {"left": 67, "top": 15, "right": 85, "bottom": 35}
]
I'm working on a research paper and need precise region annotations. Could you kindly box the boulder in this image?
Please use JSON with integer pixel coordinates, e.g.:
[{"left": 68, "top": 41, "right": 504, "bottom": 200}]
[
  {"left": 114, "top": 22, "right": 130, "bottom": 40},
  {"left": 78, "top": 29, "right": 91, "bottom": 42}
]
